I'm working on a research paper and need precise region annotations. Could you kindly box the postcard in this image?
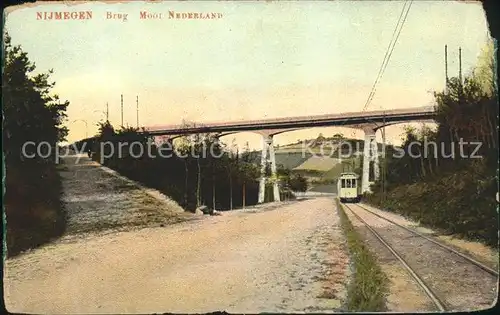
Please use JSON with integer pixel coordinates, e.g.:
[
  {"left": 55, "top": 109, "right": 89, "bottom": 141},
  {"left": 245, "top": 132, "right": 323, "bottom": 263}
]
[{"left": 2, "top": 0, "right": 498, "bottom": 313}]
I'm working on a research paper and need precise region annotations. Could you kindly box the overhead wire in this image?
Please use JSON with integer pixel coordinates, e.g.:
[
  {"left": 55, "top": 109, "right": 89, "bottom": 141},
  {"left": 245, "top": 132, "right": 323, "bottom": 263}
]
[
  {"left": 351, "top": 0, "right": 412, "bottom": 134},
  {"left": 362, "top": 0, "right": 411, "bottom": 112},
  {"left": 349, "top": 0, "right": 413, "bottom": 172}
]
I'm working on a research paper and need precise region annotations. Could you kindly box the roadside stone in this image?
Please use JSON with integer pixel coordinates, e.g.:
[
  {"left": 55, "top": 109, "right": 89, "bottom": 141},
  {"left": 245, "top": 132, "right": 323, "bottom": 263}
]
[{"left": 196, "top": 205, "right": 212, "bottom": 215}]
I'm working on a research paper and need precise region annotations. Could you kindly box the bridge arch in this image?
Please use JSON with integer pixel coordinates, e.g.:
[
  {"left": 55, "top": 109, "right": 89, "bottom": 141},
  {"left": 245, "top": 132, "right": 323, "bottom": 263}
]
[
  {"left": 216, "top": 131, "right": 265, "bottom": 153},
  {"left": 372, "top": 119, "right": 437, "bottom": 132}
]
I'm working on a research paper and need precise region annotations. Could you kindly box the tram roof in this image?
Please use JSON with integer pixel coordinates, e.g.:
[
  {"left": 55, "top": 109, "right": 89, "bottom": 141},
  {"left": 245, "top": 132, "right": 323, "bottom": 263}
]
[{"left": 339, "top": 172, "right": 359, "bottom": 178}]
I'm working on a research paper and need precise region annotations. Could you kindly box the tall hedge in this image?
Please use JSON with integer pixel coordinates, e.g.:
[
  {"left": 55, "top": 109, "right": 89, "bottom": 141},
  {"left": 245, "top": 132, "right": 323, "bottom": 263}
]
[{"left": 3, "top": 35, "right": 69, "bottom": 257}]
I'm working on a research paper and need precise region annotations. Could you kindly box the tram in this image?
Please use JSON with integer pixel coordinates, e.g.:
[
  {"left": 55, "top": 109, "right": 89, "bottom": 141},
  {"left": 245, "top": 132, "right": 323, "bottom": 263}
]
[{"left": 337, "top": 172, "right": 361, "bottom": 203}]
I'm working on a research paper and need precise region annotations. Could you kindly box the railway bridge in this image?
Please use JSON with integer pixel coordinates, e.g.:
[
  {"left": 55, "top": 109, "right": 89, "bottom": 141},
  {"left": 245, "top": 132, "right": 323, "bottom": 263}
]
[{"left": 142, "top": 106, "right": 436, "bottom": 202}]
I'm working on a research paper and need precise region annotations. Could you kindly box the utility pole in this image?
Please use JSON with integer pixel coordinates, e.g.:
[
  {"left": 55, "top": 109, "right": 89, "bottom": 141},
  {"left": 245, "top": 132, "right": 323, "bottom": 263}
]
[
  {"left": 136, "top": 95, "right": 139, "bottom": 128},
  {"left": 458, "top": 47, "right": 464, "bottom": 103},
  {"left": 459, "top": 47, "right": 462, "bottom": 86},
  {"left": 106, "top": 102, "right": 109, "bottom": 122},
  {"left": 381, "top": 110, "right": 387, "bottom": 203},
  {"left": 121, "top": 94, "right": 124, "bottom": 127},
  {"left": 445, "top": 44, "right": 449, "bottom": 93},
  {"left": 121, "top": 94, "right": 123, "bottom": 127}
]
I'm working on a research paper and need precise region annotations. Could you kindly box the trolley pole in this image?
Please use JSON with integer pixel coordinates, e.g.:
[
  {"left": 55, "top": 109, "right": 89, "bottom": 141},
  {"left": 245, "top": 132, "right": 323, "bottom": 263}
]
[{"left": 136, "top": 95, "right": 139, "bottom": 128}]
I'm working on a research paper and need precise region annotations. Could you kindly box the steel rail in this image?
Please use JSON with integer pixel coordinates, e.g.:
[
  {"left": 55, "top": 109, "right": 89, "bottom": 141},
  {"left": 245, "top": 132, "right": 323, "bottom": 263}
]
[
  {"left": 355, "top": 203, "right": 498, "bottom": 277},
  {"left": 342, "top": 203, "right": 447, "bottom": 312}
]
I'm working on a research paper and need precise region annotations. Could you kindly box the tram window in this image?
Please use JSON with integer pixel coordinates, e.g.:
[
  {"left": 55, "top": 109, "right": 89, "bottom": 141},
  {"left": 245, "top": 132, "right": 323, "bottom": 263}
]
[
  {"left": 346, "top": 179, "right": 351, "bottom": 188},
  {"left": 352, "top": 179, "right": 356, "bottom": 187},
  {"left": 341, "top": 179, "right": 346, "bottom": 188}
]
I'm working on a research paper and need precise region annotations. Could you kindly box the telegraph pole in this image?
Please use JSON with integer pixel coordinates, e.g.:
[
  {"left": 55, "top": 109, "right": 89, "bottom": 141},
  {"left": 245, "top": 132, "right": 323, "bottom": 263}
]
[
  {"left": 120, "top": 94, "right": 124, "bottom": 127},
  {"left": 136, "top": 95, "right": 139, "bottom": 128},
  {"left": 458, "top": 47, "right": 464, "bottom": 103},
  {"left": 458, "top": 47, "right": 463, "bottom": 94},
  {"left": 459, "top": 47, "right": 462, "bottom": 85},
  {"left": 381, "top": 110, "right": 387, "bottom": 203},
  {"left": 444, "top": 44, "right": 449, "bottom": 93}
]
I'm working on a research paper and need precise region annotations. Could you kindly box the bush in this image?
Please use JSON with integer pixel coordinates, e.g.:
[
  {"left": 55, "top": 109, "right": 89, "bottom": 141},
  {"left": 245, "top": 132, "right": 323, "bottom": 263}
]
[
  {"left": 366, "top": 161, "right": 498, "bottom": 247},
  {"left": 366, "top": 64, "right": 498, "bottom": 248},
  {"left": 92, "top": 127, "right": 263, "bottom": 211},
  {"left": 4, "top": 164, "right": 66, "bottom": 257},
  {"left": 288, "top": 174, "right": 308, "bottom": 192},
  {"left": 3, "top": 34, "right": 68, "bottom": 257}
]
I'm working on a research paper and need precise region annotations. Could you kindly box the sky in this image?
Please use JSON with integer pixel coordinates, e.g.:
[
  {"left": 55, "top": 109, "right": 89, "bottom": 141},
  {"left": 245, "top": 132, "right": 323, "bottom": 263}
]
[{"left": 4, "top": 0, "right": 492, "bottom": 150}]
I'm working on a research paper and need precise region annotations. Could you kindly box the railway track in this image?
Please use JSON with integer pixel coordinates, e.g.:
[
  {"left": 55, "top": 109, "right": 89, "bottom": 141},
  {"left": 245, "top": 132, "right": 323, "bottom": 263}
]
[{"left": 341, "top": 202, "right": 498, "bottom": 312}]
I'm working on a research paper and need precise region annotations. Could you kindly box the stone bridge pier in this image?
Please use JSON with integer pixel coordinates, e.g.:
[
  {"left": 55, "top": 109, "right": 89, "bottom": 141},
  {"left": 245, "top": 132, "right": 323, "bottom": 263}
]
[
  {"left": 217, "top": 128, "right": 300, "bottom": 204},
  {"left": 257, "top": 131, "right": 281, "bottom": 203},
  {"left": 361, "top": 127, "right": 380, "bottom": 194}
]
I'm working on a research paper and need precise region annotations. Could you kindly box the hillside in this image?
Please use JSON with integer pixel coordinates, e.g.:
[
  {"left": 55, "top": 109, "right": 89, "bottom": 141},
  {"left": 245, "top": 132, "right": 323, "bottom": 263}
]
[
  {"left": 241, "top": 137, "right": 385, "bottom": 183},
  {"left": 294, "top": 156, "right": 340, "bottom": 172}
]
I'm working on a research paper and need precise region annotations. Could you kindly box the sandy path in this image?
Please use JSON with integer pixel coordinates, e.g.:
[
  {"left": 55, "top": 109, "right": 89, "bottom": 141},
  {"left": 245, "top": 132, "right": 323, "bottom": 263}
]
[
  {"left": 57, "top": 154, "right": 190, "bottom": 237},
  {"left": 4, "top": 193, "right": 349, "bottom": 313}
]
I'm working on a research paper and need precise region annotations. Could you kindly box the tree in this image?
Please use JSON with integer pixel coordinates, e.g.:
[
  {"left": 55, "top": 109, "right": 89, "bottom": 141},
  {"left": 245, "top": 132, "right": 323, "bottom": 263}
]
[
  {"left": 316, "top": 133, "right": 325, "bottom": 143},
  {"left": 238, "top": 161, "right": 260, "bottom": 207},
  {"left": 3, "top": 33, "right": 69, "bottom": 256},
  {"left": 288, "top": 174, "right": 308, "bottom": 192},
  {"left": 227, "top": 139, "right": 238, "bottom": 210},
  {"left": 88, "top": 119, "right": 265, "bottom": 211},
  {"left": 175, "top": 135, "right": 192, "bottom": 208},
  {"left": 474, "top": 39, "right": 495, "bottom": 97},
  {"left": 3, "top": 34, "right": 69, "bottom": 164},
  {"left": 333, "top": 133, "right": 344, "bottom": 141},
  {"left": 97, "top": 120, "right": 115, "bottom": 139}
]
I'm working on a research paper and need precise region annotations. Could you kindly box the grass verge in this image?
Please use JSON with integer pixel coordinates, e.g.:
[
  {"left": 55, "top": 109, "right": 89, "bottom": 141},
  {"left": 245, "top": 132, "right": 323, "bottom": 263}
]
[{"left": 336, "top": 198, "right": 389, "bottom": 312}]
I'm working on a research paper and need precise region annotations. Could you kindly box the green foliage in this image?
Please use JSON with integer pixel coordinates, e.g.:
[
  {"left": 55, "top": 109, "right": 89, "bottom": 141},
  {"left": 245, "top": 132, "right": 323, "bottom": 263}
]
[
  {"left": 288, "top": 174, "right": 308, "bottom": 192},
  {"left": 92, "top": 126, "right": 263, "bottom": 211},
  {"left": 97, "top": 120, "right": 115, "bottom": 140},
  {"left": 316, "top": 133, "right": 326, "bottom": 143},
  {"left": 3, "top": 34, "right": 69, "bottom": 257},
  {"left": 368, "top": 48, "right": 498, "bottom": 246},
  {"left": 3, "top": 36, "right": 69, "bottom": 161},
  {"left": 332, "top": 133, "right": 344, "bottom": 140},
  {"left": 275, "top": 165, "right": 308, "bottom": 192},
  {"left": 368, "top": 160, "right": 498, "bottom": 246},
  {"left": 474, "top": 39, "right": 495, "bottom": 97}
]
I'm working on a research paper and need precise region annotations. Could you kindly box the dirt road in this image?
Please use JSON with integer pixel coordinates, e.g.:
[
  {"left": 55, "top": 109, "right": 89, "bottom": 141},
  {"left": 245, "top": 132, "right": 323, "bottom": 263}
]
[
  {"left": 4, "top": 156, "right": 350, "bottom": 313},
  {"left": 4, "top": 198, "right": 349, "bottom": 314}
]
